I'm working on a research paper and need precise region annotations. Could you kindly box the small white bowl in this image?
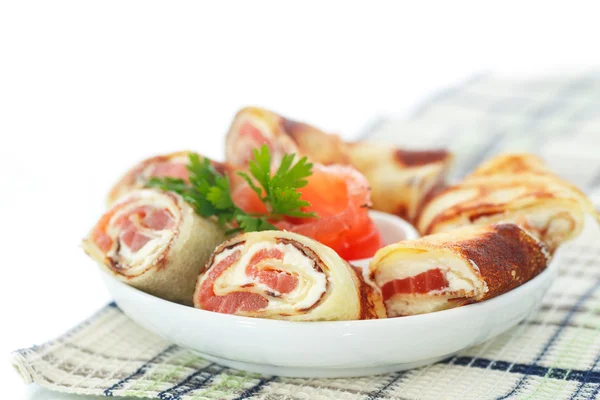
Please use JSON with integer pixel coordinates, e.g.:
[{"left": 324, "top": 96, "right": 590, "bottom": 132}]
[{"left": 100, "top": 211, "right": 556, "bottom": 378}]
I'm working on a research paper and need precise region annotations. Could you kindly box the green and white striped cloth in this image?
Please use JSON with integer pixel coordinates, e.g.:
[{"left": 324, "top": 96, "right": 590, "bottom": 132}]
[{"left": 11, "top": 73, "right": 600, "bottom": 400}]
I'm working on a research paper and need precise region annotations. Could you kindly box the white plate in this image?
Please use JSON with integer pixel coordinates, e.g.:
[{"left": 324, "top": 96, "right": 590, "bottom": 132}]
[{"left": 100, "top": 212, "right": 556, "bottom": 378}]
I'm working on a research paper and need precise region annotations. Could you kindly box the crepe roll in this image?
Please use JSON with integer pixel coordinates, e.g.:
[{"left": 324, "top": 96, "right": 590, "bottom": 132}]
[
  {"left": 225, "top": 107, "right": 349, "bottom": 167},
  {"left": 346, "top": 143, "right": 452, "bottom": 223},
  {"left": 370, "top": 223, "right": 549, "bottom": 317},
  {"left": 418, "top": 153, "right": 599, "bottom": 252},
  {"left": 194, "top": 230, "right": 386, "bottom": 321},
  {"left": 467, "top": 152, "right": 550, "bottom": 177},
  {"left": 83, "top": 189, "right": 226, "bottom": 305},
  {"left": 225, "top": 106, "right": 453, "bottom": 222},
  {"left": 107, "top": 151, "right": 225, "bottom": 205}
]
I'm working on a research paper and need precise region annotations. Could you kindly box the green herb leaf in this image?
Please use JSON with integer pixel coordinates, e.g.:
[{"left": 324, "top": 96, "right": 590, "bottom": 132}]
[
  {"left": 206, "top": 176, "right": 234, "bottom": 210},
  {"left": 236, "top": 214, "right": 277, "bottom": 232},
  {"left": 145, "top": 147, "right": 317, "bottom": 233},
  {"left": 237, "top": 144, "right": 317, "bottom": 220}
]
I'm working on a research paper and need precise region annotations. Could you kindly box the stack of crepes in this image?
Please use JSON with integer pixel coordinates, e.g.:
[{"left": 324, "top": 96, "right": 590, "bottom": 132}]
[{"left": 83, "top": 107, "right": 599, "bottom": 320}]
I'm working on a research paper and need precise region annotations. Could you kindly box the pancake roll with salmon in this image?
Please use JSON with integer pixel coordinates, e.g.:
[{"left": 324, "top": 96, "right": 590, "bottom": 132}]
[
  {"left": 225, "top": 106, "right": 453, "bottom": 223},
  {"left": 83, "top": 189, "right": 226, "bottom": 305},
  {"left": 417, "top": 153, "right": 600, "bottom": 253},
  {"left": 225, "top": 107, "right": 349, "bottom": 168},
  {"left": 107, "top": 151, "right": 225, "bottom": 205},
  {"left": 194, "top": 231, "right": 387, "bottom": 321},
  {"left": 369, "top": 223, "right": 549, "bottom": 317}
]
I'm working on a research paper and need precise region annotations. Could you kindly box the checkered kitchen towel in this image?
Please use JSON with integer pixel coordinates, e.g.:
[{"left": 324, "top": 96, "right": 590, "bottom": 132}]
[
  {"left": 11, "top": 73, "right": 600, "bottom": 399},
  {"left": 366, "top": 72, "right": 600, "bottom": 191}
]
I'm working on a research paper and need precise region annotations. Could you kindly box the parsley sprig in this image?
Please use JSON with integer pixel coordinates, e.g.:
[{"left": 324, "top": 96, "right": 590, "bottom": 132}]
[{"left": 146, "top": 145, "right": 316, "bottom": 233}]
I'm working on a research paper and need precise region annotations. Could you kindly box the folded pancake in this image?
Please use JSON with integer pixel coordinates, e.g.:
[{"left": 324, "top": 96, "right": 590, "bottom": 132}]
[
  {"left": 194, "top": 230, "right": 386, "bottom": 321},
  {"left": 225, "top": 106, "right": 453, "bottom": 222},
  {"left": 83, "top": 189, "right": 226, "bottom": 305},
  {"left": 418, "top": 153, "right": 600, "bottom": 252},
  {"left": 467, "top": 153, "right": 550, "bottom": 177},
  {"left": 225, "top": 107, "right": 349, "bottom": 167},
  {"left": 345, "top": 143, "right": 452, "bottom": 222},
  {"left": 370, "top": 223, "right": 549, "bottom": 317},
  {"left": 107, "top": 151, "right": 225, "bottom": 205}
]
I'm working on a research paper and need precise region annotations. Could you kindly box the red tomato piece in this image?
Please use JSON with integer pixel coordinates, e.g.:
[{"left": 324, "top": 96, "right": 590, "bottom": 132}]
[{"left": 231, "top": 164, "right": 383, "bottom": 260}]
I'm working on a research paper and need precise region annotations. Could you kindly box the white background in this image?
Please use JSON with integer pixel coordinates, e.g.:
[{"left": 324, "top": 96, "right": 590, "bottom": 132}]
[{"left": 2, "top": 1, "right": 600, "bottom": 398}]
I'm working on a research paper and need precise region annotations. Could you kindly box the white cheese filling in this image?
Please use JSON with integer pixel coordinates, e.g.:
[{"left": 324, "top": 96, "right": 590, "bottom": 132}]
[
  {"left": 523, "top": 209, "right": 574, "bottom": 244},
  {"left": 212, "top": 241, "right": 327, "bottom": 313},
  {"left": 385, "top": 295, "right": 453, "bottom": 316}
]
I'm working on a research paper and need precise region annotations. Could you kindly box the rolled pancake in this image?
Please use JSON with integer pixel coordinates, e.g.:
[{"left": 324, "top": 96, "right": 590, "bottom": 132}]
[
  {"left": 194, "top": 230, "right": 386, "bottom": 321},
  {"left": 225, "top": 106, "right": 349, "bottom": 167},
  {"left": 107, "top": 151, "right": 225, "bottom": 205},
  {"left": 370, "top": 223, "right": 549, "bottom": 317},
  {"left": 467, "top": 152, "right": 550, "bottom": 177},
  {"left": 225, "top": 106, "right": 453, "bottom": 222},
  {"left": 83, "top": 189, "right": 226, "bottom": 305},
  {"left": 346, "top": 143, "right": 452, "bottom": 222},
  {"left": 418, "top": 153, "right": 600, "bottom": 252}
]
